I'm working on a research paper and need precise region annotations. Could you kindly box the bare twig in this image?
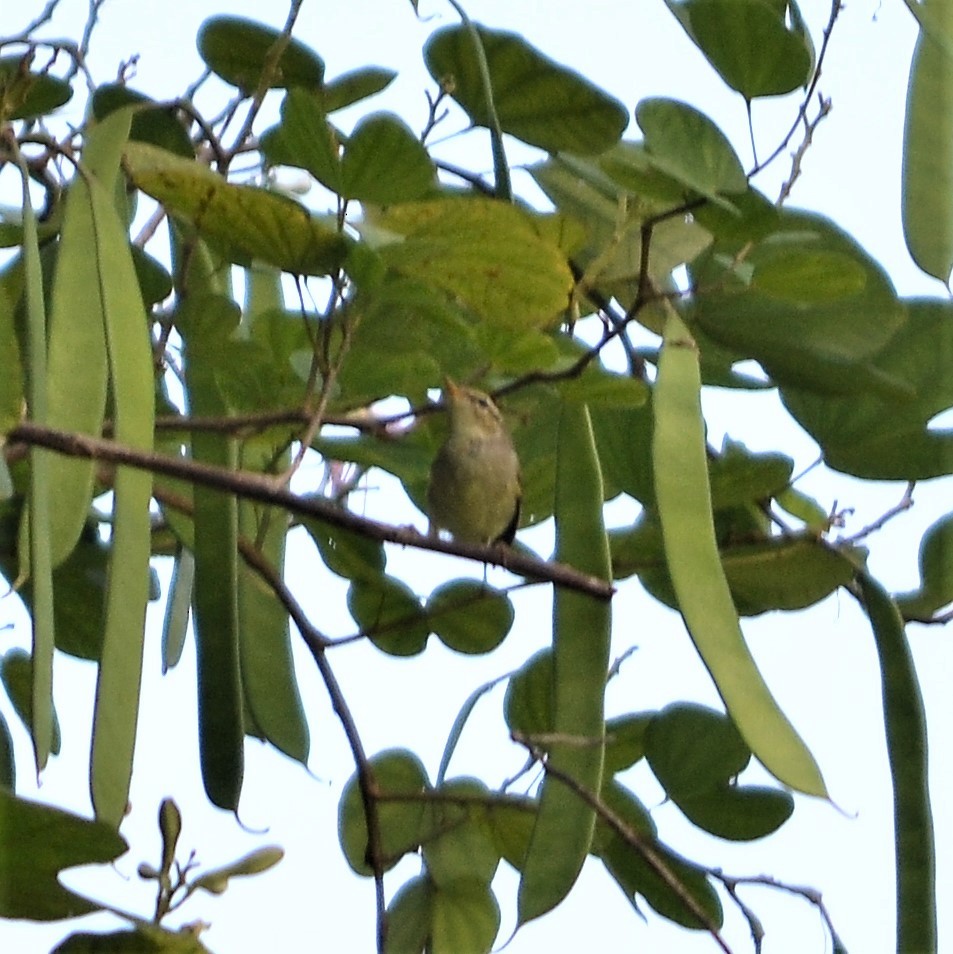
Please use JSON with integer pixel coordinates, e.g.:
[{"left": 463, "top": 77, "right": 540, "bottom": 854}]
[
  {"left": 775, "top": 93, "right": 833, "bottom": 206},
  {"left": 841, "top": 482, "right": 916, "bottom": 544},
  {"left": 5, "top": 0, "right": 62, "bottom": 40},
  {"left": 750, "top": 0, "right": 844, "bottom": 179},
  {"left": 710, "top": 870, "right": 847, "bottom": 953}
]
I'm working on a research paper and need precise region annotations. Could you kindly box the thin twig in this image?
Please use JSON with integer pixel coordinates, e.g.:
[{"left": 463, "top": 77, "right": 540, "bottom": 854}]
[
  {"left": 237, "top": 544, "right": 388, "bottom": 949},
  {"left": 221, "top": 0, "right": 305, "bottom": 169},
  {"left": 710, "top": 870, "right": 847, "bottom": 953},
  {"left": 841, "top": 482, "right": 915, "bottom": 544},
  {"left": 749, "top": 0, "right": 844, "bottom": 178},
  {"left": 512, "top": 736, "right": 732, "bottom": 954}
]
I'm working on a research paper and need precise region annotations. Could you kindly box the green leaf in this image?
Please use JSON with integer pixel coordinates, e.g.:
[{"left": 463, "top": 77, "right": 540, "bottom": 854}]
[
  {"left": 665, "top": 0, "right": 813, "bottom": 98},
  {"left": 348, "top": 575, "right": 429, "bottom": 656},
  {"left": 304, "top": 517, "right": 386, "bottom": 582},
  {"left": 691, "top": 210, "right": 906, "bottom": 395},
  {"left": 636, "top": 98, "right": 747, "bottom": 200},
  {"left": 0, "top": 788, "right": 126, "bottom": 920},
  {"left": 424, "top": 25, "right": 627, "bottom": 155},
  {"left": 485, "top": 796, "right": 537, "bottom": 870},
  {"left": 430, "top": 879, "right": 500, "bottom": 954},
  {"left": 197, "top": 15, "right": 324, "bottom": 93},
  {"left": 856, "top": 575, "right": 936, "bottom": 954},
  {"left": 125, "top": 142, "right": 349, "bottom": 276},
  {"left": 423, "top": 779, "right": 500, "bottom": 888},
  {"left": 374, "top": 198, "right": 573, "bottom": 328},
  {"left": 53, "top": 926, "right": 211, "bottom": 953},
  {"left": 503, "top": 648, "right": 554, "bottom": 739},
  {"left": 92, "top": 84, "right": 194, "bottom": 157},
  {"left": 342, "top": 113, "right": 437, "bottom": 203},
  {"left": 0, "top": 647, "right": 61, "bottom": 755},
  {"left": 0, "top": 55, "right": 72, "bottom": 120},
  {"left": 780, "top": 299, "right": 953, "bottom": 479},
  {"left": 191, "top": 846, "right": 284, "bottom": 895},
  {"left": 385, "top": 875, "right": 433, "bottom": 954},
  {"left": 322, "top": 66, "right": 396, "bottom": 112},
  {"left": 646, "top": 704, "right": 793, "bottom": 840},
  {"left": 641, "top": 534, "right": 855, "bottom": 617},
  {"left": 427, "top": 580, "right": 513, "bottom": 654},
  {"left": 261, "top": 90, "right": 343, "bottom": 193},
  {"left": 653, "top": 308, "right": 826, "bottom": 796},
  {"left": 161, "top": 549, "right": 193, "bottom": 672},
  {"left": 604, "top": 712, "right": 653, "bottom": 773},
  {"left": 518, "top": 402, "right": 611, "bottom": 925},
  {"left": 750, "top": 246, "right": 867, "bottom": 302},
  {"left": 596, "top": 780, "right": 723, "bottom": 930},
  {"left": 339, "top": 749, "right": 430, "bottom": 875},
  {"left": 903, "top": 18, "right": 953, "bottom": 282},
  {"left": 708, "top": 442, "right": 792, "bottom": 509}
]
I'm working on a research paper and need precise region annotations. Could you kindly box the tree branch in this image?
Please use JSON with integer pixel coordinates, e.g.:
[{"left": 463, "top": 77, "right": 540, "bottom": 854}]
[{"left": 6, "top": 422, "right": 615, "bottom": 600}]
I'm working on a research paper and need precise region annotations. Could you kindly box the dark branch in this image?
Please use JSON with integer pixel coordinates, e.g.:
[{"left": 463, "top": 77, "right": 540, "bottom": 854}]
[{"left": 7, "top": 422, "right": 615, "bottom": 600}]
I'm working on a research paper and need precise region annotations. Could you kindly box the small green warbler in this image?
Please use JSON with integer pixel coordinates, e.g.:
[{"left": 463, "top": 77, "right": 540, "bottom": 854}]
[{"left": 427, "top": 378, "right": 521, "bottom": 545}]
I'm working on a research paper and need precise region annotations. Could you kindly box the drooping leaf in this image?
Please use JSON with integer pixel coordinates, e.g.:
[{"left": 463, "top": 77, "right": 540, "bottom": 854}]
[
  {"left": 125, "top": 142, "right": 349, "bottom": 276},
  {"left": 385, "top": 876, "right": 433, "bottom": 954},
  {"left": 781, "top": 299, "right": 953, "bottom": 479},
  {"left": 691, "top": 210, "right": 905, "bottom": 395},
  {"left": 423, "top": 779, "right": 501, "bottom": 888},
  {"left": 430, "top": 878, "right": 500, "bottom": 954},
  {"left": 664, "top": 0, "right": 814, "bottom": 98},
  {"left": 595, "top": 780, "right": 723, "bottom": 931},
  {"left": 0, "top": 647, "right": 61, "bottom": 755},
  {"left": 92, "top": 84, "right": 194, "bottom": 157}
]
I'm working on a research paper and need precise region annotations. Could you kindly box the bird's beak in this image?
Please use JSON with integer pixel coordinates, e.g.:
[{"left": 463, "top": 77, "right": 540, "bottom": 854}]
[{"left": 442, "top": 376, "right": 460, "bottom": 399}]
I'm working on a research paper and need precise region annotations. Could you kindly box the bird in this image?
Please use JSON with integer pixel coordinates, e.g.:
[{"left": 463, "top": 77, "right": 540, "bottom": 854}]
[{"left": 426, "top": 377, "right": 521, "bottom": 545}]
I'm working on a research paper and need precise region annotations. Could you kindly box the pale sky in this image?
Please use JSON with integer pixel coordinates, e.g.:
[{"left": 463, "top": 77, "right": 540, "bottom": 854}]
[{"left": 1, "top": 1, "right": 950, "bottom": 952}]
